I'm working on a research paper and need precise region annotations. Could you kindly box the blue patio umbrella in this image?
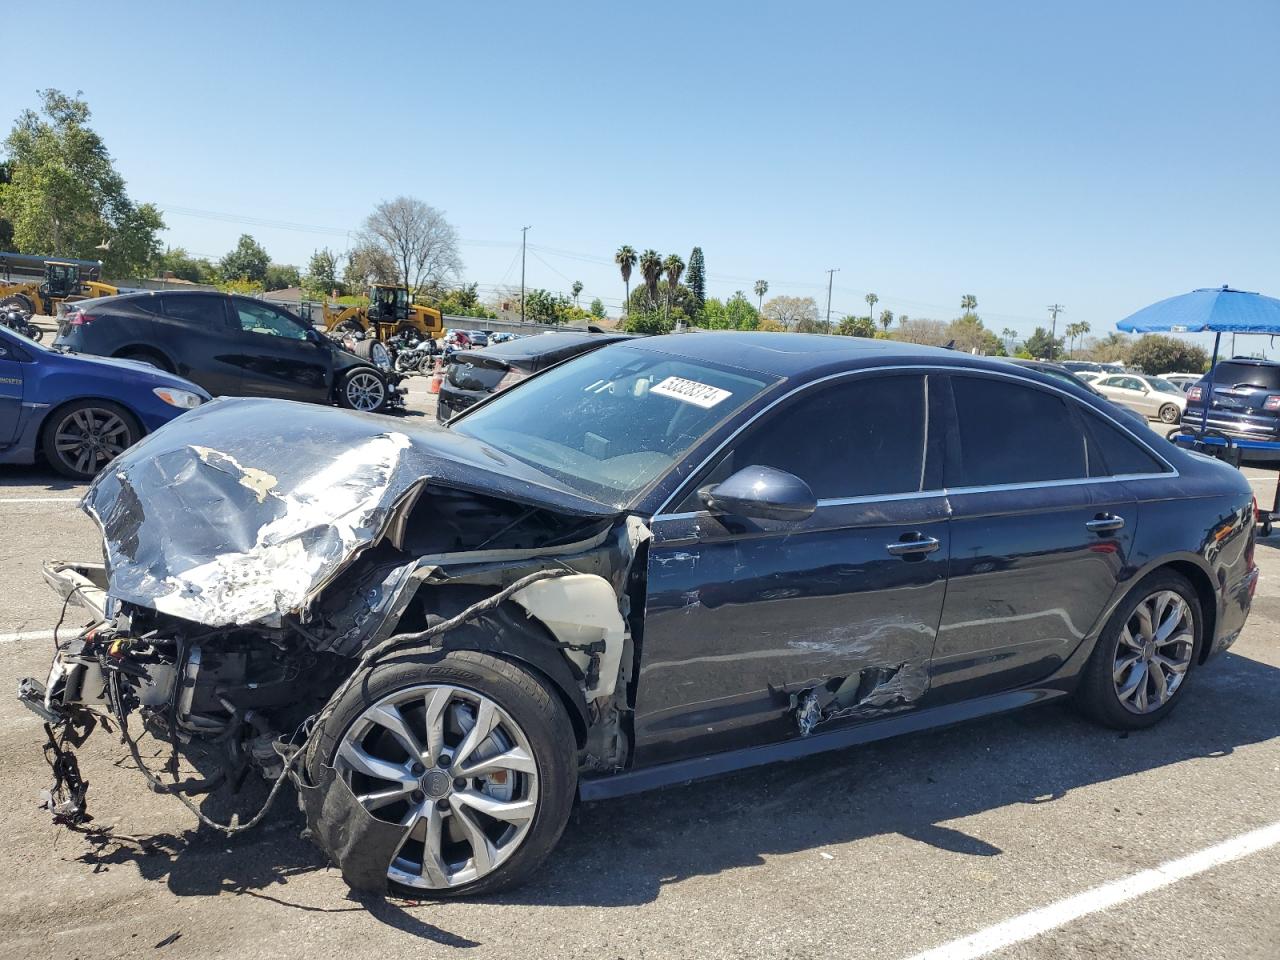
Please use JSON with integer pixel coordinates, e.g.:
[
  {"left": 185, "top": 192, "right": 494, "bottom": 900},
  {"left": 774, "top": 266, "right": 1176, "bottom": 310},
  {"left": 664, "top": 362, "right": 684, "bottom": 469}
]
[{"left": 1117, "top": 285, "right": 1280, "bottom": 433}]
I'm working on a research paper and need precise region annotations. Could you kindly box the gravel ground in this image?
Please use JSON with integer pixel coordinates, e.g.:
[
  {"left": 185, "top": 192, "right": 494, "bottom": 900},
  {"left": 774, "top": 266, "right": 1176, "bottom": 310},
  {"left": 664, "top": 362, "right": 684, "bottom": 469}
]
[{"left": 0, "top": 388, "right": 1275, "bottom": 960}]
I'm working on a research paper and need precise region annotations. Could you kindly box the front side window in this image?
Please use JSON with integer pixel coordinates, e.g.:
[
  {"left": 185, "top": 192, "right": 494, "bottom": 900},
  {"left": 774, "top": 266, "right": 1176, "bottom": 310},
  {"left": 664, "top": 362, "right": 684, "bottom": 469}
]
[
  {"left": 951, "top": 375, "right": 1088, "bottom": 486},
  {"left": 235, "top": 301, "right": 308, "bottom": 340},
  {"left": 451, "top": 345, "right": 774, "bottom": 506},
  {"left": 700, "top": 374, "right": 931, "bottom": 501}
]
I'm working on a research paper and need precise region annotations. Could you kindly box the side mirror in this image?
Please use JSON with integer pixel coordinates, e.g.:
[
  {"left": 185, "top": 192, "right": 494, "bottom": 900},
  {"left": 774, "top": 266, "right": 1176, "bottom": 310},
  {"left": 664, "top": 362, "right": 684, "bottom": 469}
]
[{"left": 699, "top": 465, "right": 816, "bottom": 522}]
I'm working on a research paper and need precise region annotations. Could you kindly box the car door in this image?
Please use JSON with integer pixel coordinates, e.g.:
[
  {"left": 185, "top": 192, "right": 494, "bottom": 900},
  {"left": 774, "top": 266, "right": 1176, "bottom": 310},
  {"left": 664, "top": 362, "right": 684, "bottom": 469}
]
[
  {"left": 632, "top": 371, "right": 950, "bottom": 768},
  {"left": 0, "top": 332, "right": 25, "bottom": 445},
  {"left": 1095, "top": 375, "right": 1146, "bottom": 416},
  {"left": 159, "top": 294, "right": 244, "bottom": 397},
  {"left": 228, "top": 299, "right": 332, "bottom": 402},
  {"left": 929, "top": 372, "right": 1139, "bottom": 704}
]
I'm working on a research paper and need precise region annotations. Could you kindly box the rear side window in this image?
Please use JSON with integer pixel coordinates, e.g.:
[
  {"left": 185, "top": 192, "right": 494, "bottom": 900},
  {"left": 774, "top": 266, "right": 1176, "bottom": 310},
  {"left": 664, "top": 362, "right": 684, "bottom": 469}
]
[
  {"left": 951, "top": 375, "right": 1087, "bottom": 485},
  {"left": 1083, "top": 412, "right": 1167, "bottom": 476},
  {"left": 720, "top": 374, "right": 931, "bottom": 500},
  {"left": 163, "top": 295, "right": 227, "bottom": 326},
  {"left": 1210, "top": 361, "right": 1280, "bottom": 390}
]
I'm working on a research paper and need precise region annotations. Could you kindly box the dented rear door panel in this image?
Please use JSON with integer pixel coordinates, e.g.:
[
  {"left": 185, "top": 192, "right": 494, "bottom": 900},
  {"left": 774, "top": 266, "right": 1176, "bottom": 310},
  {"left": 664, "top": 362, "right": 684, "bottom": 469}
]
[{"left": 631, "top": 495, "right": 950, "bottom": 767}]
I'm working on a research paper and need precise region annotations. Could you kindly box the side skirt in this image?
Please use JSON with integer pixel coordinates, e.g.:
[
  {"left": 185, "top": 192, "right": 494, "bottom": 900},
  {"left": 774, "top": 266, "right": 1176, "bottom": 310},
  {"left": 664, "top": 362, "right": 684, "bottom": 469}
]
[{"left": 577, "top": 686, "right": 1068, "bottom": 802}]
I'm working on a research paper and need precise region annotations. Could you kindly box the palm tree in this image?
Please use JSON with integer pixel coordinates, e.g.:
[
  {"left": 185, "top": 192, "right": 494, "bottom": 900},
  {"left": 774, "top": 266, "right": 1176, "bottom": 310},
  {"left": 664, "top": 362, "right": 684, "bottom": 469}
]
[
  {"left": 663, "top": 254, "right": 684, "bottom": 315},
  {"left": 879, "top": 309, "right": 894, "bottom": 331},
  {"left": 1073, "top": 320, "right": 1091, "bottom": 357},
  {"left": 571, "top": 280, "right": 583, "bottom": 307},
  {"left": 754, "top": 279, "right": 768, "bottom": 312},
  {"left": 639, "top": 249, "right": 663, "bottom": 308},
  {"left": 615, "top": 246, "right": 637, "bottom": 314},
  {"left": 1001, "top": 327, "right": 1018, "bottom": 352},
  {"left": 865, "top": 292, "right": 879, "bottom": 322},
  {"left": 960, "top": 294, "right": 978, "bottom": 315}
]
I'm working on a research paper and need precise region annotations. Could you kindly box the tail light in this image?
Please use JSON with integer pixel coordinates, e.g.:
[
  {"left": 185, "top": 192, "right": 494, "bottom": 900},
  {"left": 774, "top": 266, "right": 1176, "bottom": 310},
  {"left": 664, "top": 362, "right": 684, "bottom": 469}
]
[
  {"left": 67, "top": 310, "right": 97, "bottom": 326},
  {"left": 1263, "top": 396, "right": 1280, "bottom": 411},
  {"left": 1187, "top": 386, "right": 1203, "bottom": 402},
  {"left": 496, "top": 368, "right": 529, "bottom": 391}
]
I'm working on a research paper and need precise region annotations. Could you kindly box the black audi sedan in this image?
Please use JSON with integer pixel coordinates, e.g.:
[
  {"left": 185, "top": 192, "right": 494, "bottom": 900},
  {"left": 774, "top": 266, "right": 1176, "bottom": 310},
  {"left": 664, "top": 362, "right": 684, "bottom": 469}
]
[
  {"left": 56, "top": 291, "right": 400, "bottom": 412},
  {"left": 437, "top": 329, "right": 634, "bottom": 421},
  {"left": 25, "top": 333, "right": 1258, "bottom": 900}
]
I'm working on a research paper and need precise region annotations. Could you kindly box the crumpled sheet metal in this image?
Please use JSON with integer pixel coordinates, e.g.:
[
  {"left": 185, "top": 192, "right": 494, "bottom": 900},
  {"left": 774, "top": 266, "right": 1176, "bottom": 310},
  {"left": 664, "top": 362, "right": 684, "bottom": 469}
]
[{"left": 83, "top": 397, "right": 616, "bottom": 627}]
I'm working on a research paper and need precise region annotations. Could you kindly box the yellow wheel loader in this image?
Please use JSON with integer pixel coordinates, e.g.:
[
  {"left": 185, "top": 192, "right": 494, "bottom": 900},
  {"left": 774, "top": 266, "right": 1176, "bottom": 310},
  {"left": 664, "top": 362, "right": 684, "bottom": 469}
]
[
  {"left": 321, "top": 284, "right": 443, "bottom": 342},
  {"left": 0, "top": 257, "right": 119, "bottom": 318}
]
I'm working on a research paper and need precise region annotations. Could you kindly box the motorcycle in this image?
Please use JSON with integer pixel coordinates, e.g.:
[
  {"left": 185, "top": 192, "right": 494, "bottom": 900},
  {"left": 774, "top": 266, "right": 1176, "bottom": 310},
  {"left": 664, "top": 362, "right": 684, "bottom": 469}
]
[
  {"left": 391, "top": 333, "right": 439, "bottom": 375},
  {"left": 1, "top": 308, "right": 44, "bottom": 342}
]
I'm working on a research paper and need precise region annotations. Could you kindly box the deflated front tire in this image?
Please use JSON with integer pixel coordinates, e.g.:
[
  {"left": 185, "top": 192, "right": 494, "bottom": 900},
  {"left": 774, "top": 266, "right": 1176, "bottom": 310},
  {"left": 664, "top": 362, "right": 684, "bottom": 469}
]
[{"left": 304, "top": 648, "right": 578, "bottom": 898}]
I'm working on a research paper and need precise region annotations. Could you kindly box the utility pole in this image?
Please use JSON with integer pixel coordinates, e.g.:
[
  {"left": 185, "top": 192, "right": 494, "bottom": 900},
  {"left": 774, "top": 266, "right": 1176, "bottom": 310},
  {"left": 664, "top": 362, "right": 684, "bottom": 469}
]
[
  {"left": 520, "top": 225, "right": 531, "bottom": 323},
  {"left": 825, "top": 268, "right": 840, "bottom": 331},
  {"left": 1047, "top": 303, "right": 1065, "bottom": 360}
]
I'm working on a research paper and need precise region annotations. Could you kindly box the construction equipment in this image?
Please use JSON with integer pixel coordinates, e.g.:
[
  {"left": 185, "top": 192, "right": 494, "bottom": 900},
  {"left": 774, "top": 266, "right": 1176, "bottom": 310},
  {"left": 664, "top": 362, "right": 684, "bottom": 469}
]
[
  {"left": 320, "top": 284, "right": 443, "bottom": 343},
  {"left": 0, "top": 252, "right": 119, "bottom": 317}
]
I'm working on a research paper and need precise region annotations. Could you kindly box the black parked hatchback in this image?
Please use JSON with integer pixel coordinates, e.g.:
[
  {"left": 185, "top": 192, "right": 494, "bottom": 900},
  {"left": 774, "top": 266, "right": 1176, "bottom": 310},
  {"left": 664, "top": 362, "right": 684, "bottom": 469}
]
[
  {"left": 57, "top": 291, "right": 399, "bottom": 412},
  {"left": 1185, "top": 358, "right": 1280, "bottom": 454},
  {"left": 437, "top": 330, "right": 634, "bottom": 422}
]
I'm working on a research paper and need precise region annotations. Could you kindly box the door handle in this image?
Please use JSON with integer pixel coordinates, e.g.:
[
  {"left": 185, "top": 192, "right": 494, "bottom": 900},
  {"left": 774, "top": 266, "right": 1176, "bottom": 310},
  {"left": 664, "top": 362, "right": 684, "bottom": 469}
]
[
  {"left": 886, "top": 535, "right": 941, "bottom": 557},
  {"left": 1086, "top": 514, "right": 1125, "bottom": 534}
]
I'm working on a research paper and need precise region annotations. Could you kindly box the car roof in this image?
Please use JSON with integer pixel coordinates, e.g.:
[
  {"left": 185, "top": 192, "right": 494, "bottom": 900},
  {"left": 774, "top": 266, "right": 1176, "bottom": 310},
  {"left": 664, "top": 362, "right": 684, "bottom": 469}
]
[{"left": 479, "top": 330, "right": 634, "bottom": 360}]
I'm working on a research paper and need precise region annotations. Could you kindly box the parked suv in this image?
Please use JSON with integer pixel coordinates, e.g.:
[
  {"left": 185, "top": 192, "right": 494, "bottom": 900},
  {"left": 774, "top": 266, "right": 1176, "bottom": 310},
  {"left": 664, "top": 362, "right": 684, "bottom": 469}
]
[
  {"left": 1185, "top": 358, "right": 1280, "bottom": 450},
  {"left": 57, "top": 291, "right": 400, "bottom": 412}
]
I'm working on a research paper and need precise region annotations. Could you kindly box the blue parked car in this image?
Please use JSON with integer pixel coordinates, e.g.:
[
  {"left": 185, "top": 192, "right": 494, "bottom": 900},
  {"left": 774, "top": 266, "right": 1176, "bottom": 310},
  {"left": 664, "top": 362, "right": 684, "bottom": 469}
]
[{"left": 0, "top": 323, "right": 210, "bottom": 479}]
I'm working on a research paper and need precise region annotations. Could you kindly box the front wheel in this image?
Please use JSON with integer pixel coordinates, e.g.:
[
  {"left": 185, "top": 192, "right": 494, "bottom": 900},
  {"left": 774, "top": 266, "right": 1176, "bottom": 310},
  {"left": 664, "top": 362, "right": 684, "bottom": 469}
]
[
  {"left": 1076, "top": 570, "right": 1201, "bottom": 729},
  {"left": 1158, "top": 403, "right": 1181, "bottom": 424},
  {"left": 338, "top": 368, "right": 389, "bottom": 413},
  {"left": 306, "top": 649, "right": 578, "bottom": 898},
  {"left": 41, "top": 400, "right": 140, "bottom": 479}
]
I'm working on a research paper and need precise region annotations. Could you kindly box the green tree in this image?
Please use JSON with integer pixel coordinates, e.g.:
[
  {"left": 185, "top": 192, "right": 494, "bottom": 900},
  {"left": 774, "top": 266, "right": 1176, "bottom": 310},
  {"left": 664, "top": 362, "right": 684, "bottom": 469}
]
[
  {"left": 1000, "top": 327, "right": 1018, "bottom": 350},
  {"left": 946, "top": 313, "right": 1004, "bottom": 355},
  {"left": 685, "top": 246, "right": 706, "bottom": 315},
  {"left": 762, "top": 295, "right": 818, "bottom": 331},
  {"left": 1, "top": 88, "right": 164, "bottom": 277},
  {"left": 1087, "top": 331, "right": 1131, "bottom": 363},
  {"left": 589, "top": 297, "right": 605, "bottom": 319},
  {"left": 621, "top": 307, "right": 674, "bottom": 335},
  {"left": 219, "top": 234, "right": 271, "bottom": 283},
  {"left": 1065, "top": 319, "right": 1091, "bottom": 356},
  {"left": 1023, "top": 326, "right": 1063, "bottom": 359},
  {"left": 524, "top": 288, "right": 575, "bottom": 325},
  {"left": 663, "top": 253, "right": 684, "bottom": 315},
  {"left": 304, "top": 247, "right": 341, "bottom": 296},
  {"left": 264, "top": 263, "right": 300, "bottom": 291},
  {"left": 960, "top": 293, "right": 978, "bottom": 315},
  {"left": 155, "top": 247, "right": 212, "bottom": 283},
  {"left": 614, "top": 245, "right": 637, "bottom": 314},
  {"left": 838, "top": 315, "right": 877, "bottom": 338},
  {"left": 754, "top": 279, "right": 768, "bottom": 312},
  {"left": 571, "top": 279, "right": 583, "bottom": 306},
  {"left": 865, "top": 292, "right": 879, "bottom": 325},
  {"left": 638, "top": 249, "right": 663, "bottom": 308},
  {"left": 879, "top": 309, "right": 894, "bottom": 331},
  {"left": 343, "top": 240, "right": 397, "bottom": 290},
  {"left": 1128, "top": 335, "right": 1209, "bottom": 375}
]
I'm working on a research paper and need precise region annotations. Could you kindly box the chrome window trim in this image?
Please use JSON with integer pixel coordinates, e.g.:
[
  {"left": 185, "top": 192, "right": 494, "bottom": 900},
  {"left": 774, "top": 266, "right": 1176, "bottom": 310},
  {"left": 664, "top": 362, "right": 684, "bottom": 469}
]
[{"left": 651, "top": 362, "right": 1179, "bottom": 521}]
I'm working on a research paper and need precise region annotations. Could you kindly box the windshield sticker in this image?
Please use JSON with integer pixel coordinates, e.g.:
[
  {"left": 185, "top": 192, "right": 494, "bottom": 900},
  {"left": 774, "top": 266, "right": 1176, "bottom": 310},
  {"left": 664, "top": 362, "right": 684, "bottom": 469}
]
[{"left": 650, "top": 376, "right": 733, "bottom": 409}]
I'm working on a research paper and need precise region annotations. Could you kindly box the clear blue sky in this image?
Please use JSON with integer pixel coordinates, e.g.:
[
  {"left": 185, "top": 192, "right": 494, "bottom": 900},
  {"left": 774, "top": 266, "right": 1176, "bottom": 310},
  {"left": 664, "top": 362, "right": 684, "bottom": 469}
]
[{"left": 4, "top": 0, "right": 1278, "bottom": 349}]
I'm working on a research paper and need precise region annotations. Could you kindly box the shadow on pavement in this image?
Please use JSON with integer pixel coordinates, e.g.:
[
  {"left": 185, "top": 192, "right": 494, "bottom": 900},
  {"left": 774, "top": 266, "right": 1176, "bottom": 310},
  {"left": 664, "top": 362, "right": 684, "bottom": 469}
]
[{"left": 0, "top": 463, "right": 87, "bottom": 494}]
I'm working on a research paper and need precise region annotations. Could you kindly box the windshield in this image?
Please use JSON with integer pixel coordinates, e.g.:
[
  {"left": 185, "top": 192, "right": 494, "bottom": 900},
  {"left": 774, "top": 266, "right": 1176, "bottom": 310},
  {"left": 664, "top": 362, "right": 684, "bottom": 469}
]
[
  {"left": 1210, "top": 361, "right": 1280, "bottom": 390},
  {"left": 1150, "top": 377, "right": 1183, "bottom": 394},
  {"left": 451, "top": 344, "right": 775, "bottom": 505}
]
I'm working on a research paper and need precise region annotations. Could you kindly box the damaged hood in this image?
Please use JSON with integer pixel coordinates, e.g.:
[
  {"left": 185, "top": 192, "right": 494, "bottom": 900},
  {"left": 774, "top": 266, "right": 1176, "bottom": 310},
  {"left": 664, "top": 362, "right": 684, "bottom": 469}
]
[{"left": 84, "top": 397, "right": 618, "bottom": 627}]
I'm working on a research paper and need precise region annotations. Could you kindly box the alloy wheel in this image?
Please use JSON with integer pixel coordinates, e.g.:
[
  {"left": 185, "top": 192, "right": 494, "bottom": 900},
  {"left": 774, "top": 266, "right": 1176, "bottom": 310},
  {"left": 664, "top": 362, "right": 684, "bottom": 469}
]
[
  {"left": 53, "top": 407, "right": 131, "bottom": 476},
  {"left": 1159, "top": 404, "right": 1180, "bottom": 424},
  {"left": 345, "top": 371, "right": 386, "bottom": 411},
  {"left": 335, "top": 683, "right": 540, "bottom": 890},
  {"left": 1112, "top": 589, "right": 1194, "bottom": 714}
]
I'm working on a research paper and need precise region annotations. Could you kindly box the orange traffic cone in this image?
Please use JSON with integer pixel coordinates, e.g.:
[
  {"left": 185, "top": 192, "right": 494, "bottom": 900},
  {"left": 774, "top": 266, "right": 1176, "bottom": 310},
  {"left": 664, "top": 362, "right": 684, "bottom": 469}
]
[{"left": 429, "top": 357, "right": 445, "bottom": 394}]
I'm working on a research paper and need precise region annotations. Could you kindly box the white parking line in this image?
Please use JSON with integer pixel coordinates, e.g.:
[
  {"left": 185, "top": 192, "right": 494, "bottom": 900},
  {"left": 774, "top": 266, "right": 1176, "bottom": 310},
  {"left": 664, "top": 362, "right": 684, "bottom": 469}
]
[
  {"left": 0, "top": 497, "right": 81, "bottom": 504},
  {"left": 904, "top": 820, "right": 1280, "bottom": 960},
  {"left": 0, "top": 629, "right": 57, "bottom": 644}
]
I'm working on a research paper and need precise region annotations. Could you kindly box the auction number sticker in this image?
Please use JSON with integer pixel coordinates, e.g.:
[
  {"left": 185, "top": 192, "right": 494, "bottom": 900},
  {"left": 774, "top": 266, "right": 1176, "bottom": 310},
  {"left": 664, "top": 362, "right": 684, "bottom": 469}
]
[{"left": 651, "top": 376, "right": 732, "bottom": 408}]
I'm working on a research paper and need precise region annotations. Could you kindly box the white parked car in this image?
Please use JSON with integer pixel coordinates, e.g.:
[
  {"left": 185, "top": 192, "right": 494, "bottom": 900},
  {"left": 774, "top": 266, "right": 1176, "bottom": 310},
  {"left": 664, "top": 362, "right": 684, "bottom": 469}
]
[
  {"left": 1094, "top": 373, "right": 1188, "bottom": 424},
  {"left": 1159, "top": 372, "right": 1203, "bottom": 393}
]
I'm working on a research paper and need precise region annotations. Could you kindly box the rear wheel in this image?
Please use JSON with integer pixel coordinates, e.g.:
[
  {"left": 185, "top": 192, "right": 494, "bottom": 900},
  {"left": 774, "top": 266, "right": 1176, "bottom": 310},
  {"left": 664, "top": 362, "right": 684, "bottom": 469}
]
[
  {"left": 116, "top": 349, "right": 173, "bottom": 373},
  {"left": 306, "top": 649, "right": 577, "bottom": 898},
  {"left": 1, "top": 294, "right": 36, "bottom": 316},
  {"left": 338, "top": 368, "right": 389, "bottom": 412},
  {"left": 41, "top": 400, "right": 140, "bottom": 479},
  {"left": 1076, "top": 570, "right": 1201, "bottom": 729},
  {"left": 1158, "top": 403, "right": 1181, "bottom": 424}
]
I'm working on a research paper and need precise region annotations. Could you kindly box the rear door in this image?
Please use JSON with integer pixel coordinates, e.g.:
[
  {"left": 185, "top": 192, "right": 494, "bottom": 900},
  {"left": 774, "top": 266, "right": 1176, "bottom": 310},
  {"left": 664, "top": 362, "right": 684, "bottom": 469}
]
[
  {"left": 228, "top": 299, "right": 332, "bottom": 402},
  {"left": 633, "top": 371, "right": 950, "bottom": 767},
  {"left": 159, "top": 294, "right": 244, "bottom": 396},
  {"left": 930, "top": 372, "right": 1139, "bottom": 703}
]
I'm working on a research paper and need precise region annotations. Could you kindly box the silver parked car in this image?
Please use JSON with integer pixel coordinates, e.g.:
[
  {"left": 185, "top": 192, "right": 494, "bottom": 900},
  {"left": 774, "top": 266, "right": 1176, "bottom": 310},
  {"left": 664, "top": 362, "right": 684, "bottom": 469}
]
[{"left": 1094, "top": 373, "right": 1188, "bottom": 424}]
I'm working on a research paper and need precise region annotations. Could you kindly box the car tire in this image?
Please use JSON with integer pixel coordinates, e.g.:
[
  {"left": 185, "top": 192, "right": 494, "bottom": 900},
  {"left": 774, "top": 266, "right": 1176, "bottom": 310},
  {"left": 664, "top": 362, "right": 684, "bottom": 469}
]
[
  {"left": 41, "top": 399, "right": 141, "bottom": 480},
  {"left": 1158, "top": 403, "right": 1181, "bottom": 424},
  {"left": 306, "top": 648, "right": 578, "bottom": 899},
  {"left": 1, "top": 294, "right": 36, "bottom": 316},
  {"left": 116, "top": 349, "right": 173, "bottom": 373},
  {"left": 337, "top": 367, "right": 389, "bottom": 413},
  {"left": 350, "top": 338, "right": 391, "bottom": 370},
  {"left": 1076, "top": 569, "right": 1202, "bottom": 730}
]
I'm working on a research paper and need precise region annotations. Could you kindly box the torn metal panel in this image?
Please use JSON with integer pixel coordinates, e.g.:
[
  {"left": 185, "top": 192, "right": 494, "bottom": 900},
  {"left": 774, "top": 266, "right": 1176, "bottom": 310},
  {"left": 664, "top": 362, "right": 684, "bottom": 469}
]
[
  {"left": 790, "top": 659, "right": 930, "bottom": 736},
  {"left": 82, "top": 396, "right": 619, "bottom": 628}
]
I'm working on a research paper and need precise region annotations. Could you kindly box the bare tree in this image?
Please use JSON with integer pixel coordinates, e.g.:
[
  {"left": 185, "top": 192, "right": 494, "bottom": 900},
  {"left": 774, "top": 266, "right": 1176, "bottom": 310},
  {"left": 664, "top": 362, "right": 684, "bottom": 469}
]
[
  {"left": 360, "top": 196, "right": 462, "bottom": 296},
  {"left": 762, "top": 295, "right": 819, "bottom": 331}
]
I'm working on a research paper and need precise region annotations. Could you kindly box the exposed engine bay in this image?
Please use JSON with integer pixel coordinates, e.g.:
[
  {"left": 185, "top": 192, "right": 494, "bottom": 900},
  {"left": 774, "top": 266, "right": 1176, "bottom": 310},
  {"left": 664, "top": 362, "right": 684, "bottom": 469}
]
[{"left": 18, "top": 398, "right": 648, "bottom": 889}]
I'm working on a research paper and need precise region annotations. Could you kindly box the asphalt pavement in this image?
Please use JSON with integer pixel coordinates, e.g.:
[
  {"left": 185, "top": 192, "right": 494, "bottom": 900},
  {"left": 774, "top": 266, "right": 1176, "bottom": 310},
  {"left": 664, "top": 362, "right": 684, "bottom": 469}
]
[{"left": 0, "top": 396, "right": 1275, "bottom": 960}]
